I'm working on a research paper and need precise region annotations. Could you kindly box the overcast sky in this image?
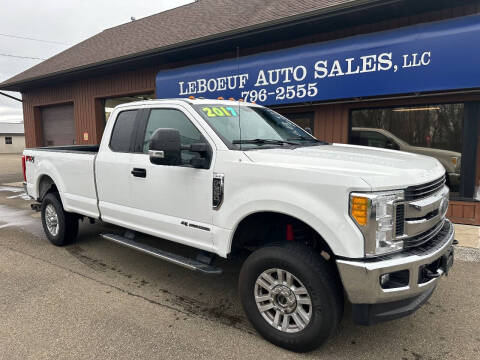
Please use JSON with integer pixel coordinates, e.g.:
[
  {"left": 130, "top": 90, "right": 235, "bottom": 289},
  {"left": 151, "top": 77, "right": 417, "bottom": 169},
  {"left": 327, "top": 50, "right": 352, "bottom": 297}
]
[{"left": 0, "top": 0, "right": 193, "bottom": 124}]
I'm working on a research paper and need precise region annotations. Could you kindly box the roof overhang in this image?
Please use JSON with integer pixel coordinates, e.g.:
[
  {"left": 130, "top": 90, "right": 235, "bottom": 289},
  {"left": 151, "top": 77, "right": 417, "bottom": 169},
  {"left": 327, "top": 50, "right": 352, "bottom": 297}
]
[{"left": 0, "top": 0, "right": 468, "bottom": 92}]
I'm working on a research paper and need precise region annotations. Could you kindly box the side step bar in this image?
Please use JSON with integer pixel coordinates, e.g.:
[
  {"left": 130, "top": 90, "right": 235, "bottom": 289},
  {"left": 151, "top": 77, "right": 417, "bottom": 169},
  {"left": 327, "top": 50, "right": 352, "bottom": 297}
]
[{"left": 101, "top": 233, "right": 222, "bottom": 275}]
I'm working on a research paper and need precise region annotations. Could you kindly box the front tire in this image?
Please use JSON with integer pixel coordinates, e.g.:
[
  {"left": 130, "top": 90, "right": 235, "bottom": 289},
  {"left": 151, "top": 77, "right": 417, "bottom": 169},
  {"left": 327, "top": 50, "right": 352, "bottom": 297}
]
[
  {"left": 41, "top": 193, "right": 78, "bottom": 246},
  {"left": 239, "top": 243, "right": 343, "bottom": 352}
]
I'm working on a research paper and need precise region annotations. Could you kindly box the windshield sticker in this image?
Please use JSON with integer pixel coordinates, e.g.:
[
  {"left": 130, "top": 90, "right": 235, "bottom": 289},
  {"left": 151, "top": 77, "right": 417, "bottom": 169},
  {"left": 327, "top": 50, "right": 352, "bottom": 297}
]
[{"left": 202, "top": 106, "right": 238, "bottom": 117}]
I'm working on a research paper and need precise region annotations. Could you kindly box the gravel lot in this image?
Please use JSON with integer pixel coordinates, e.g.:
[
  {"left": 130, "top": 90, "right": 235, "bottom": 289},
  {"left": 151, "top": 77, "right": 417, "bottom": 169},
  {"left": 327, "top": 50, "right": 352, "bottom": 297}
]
[{"left": 0, "top": 188, "right": 479, "bottom": 360}]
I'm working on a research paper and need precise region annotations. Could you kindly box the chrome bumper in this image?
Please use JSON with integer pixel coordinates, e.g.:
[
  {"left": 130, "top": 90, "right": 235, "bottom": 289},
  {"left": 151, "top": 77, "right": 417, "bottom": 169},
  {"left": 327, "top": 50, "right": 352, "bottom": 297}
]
[{"left": 336, "top": 220, "right": 454, "bottom": 304}]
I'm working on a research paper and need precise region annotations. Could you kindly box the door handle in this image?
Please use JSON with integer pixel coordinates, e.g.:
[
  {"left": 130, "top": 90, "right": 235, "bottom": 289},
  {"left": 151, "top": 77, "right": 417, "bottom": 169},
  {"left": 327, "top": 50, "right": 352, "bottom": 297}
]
[{"left": 131, "top": 168, "right": 147, "bottom": 178}]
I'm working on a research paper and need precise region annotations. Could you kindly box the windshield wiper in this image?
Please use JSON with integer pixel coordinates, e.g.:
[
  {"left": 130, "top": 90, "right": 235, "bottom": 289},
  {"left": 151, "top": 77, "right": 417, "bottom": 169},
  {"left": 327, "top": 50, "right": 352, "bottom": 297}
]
[
  {"left": 287, "top": 137, "right": 318, "bottom": 142},
  {"left": 232, "top": 138, "right": 299, "bottom": 146},
  {"left": 287, "top": 137, "right": 328, "bottom": 144}
]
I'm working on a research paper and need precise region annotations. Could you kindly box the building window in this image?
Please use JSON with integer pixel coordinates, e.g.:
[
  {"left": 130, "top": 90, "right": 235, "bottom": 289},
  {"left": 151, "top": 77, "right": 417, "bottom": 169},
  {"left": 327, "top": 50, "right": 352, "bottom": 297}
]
[
  {"left": 276, "top": 111, "right": 315, "bottom": 134},
  {"left": 285, "top": 112, "right": 315, "bottom": 134},
  {"left": 350, "top": 104, "right": 465, "bottom": 199},
  {"left": 5, "top": 136, "right": 12, "bottom": 144},
  {"left": 103, "top": 93, "right": 154, "bottom": 121}
]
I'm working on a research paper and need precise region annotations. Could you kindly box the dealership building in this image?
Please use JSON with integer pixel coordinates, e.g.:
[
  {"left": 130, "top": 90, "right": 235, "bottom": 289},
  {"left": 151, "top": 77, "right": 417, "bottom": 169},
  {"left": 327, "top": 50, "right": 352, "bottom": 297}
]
[{"left": 1, "top": 0, "right": 480, "bottom": 224}]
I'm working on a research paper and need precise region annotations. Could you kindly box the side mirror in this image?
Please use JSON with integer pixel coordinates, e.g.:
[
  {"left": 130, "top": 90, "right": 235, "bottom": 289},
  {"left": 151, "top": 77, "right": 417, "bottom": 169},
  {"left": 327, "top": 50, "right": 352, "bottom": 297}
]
[
  {"left": 149, "top": 128, "right": 182, "bottom": 165},
  {"left": 149, "top": 128, "right": 210, "bottom": 168},
  {"left": 304, "top": 127, "right": 313, "bottom": 135}
]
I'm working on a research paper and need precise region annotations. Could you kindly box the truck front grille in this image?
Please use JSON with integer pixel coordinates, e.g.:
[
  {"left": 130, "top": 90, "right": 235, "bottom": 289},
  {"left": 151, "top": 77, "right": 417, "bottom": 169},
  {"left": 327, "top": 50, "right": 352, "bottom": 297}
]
[
  {"left": 394, "top": 176, "right": 449, "bottom": 250},
  {"left": 404, "top": 175, "right": 446, "bottom": 201},
  {"left": 405, "top": 220, "right": 451, "bottom": 255},
  {"left": 403, "top": 220, "right": 444, "bottom": 249}
]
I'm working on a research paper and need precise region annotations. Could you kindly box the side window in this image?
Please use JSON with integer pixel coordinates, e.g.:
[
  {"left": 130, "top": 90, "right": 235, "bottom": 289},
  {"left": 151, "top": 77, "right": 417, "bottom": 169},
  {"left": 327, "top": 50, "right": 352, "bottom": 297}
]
[
  {"left": 143, "top": 109, "right": 203, "bottom": 164},
  {"left": 110, "top": 110, "right": 138, "bottom": 152},
  {"left": 361, "top": 131, "right": 389, "bottom": 148},
  {"left": 350, "top": 131, "right": 366, "bottom": 146}
]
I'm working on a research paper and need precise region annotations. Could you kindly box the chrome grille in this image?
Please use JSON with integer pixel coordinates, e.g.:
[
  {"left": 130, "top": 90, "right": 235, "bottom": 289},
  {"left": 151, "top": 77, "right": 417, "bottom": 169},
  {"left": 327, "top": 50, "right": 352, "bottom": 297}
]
[
  {"left": 404, "top": 175, "right": 446, "bottom": 201},
  {"left": 394, "top": 180, "right": 449, "bottom": 250},
  {"left": 372, "top": 220, "right": 452, "bottom": 261},
  {"left": 403, "top": 220, "right": 445, "bottom": 249}
]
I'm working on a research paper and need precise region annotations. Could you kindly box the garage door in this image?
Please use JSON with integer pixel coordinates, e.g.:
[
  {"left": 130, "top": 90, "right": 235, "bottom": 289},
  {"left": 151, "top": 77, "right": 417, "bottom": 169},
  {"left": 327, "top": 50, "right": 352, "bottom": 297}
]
[{"left": 41, "top": 104, "right": 75, "bottom": 146}]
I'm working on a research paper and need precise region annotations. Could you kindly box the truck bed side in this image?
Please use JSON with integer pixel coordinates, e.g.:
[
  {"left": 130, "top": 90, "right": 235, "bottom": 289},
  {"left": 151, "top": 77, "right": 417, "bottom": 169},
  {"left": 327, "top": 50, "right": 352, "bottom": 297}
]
[{"left": 24, "top": 147, "right": 100, "bottom": 218}]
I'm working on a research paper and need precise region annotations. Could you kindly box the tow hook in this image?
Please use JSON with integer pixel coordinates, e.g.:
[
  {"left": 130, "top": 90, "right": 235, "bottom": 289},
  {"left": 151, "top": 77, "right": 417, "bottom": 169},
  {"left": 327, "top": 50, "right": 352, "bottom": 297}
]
[
  {"left": 422, "top": 267, "right": 442, "bottom": 280},
  {"left": 31, "top": 203, "right": 41, "bottom": 212}
]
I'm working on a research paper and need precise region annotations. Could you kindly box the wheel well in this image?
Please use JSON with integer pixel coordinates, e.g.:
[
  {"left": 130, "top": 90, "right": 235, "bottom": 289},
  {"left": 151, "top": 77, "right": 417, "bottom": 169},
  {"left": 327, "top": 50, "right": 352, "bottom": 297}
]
[
  {"left": 38, "top": 175, "right": 58, "bottom": 201},
  {"left": 231, "top": 212, "right": 334, "bottom": 258}
]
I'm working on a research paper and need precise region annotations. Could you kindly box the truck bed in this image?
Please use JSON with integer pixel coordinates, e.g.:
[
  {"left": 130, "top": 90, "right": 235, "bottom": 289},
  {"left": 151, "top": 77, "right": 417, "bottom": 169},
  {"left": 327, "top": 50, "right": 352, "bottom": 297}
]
[
  {"left": 24, "top": 146, "right": 100, "bottom": 219},
  {"left": 29, "top": 145, "right": 99, "bottom": 154}
]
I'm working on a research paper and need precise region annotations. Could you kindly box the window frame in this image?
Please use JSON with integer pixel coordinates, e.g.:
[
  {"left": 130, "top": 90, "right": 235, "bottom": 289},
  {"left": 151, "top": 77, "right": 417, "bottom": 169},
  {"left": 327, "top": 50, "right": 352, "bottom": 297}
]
[
  {"left": 5, "top": 136, "right": 12, "bottom": 145},
  {"left": 283, "top": 111, "right": 315, "bottom": 133},
  {"left": 135, "top": 107, "right": 213, "bottom": 169},
  {"left": 348, "top": 101, "right": 478, "bottom": 201},
  {"left": 108, "top": 109, "right": 143, "bottom": 153}
]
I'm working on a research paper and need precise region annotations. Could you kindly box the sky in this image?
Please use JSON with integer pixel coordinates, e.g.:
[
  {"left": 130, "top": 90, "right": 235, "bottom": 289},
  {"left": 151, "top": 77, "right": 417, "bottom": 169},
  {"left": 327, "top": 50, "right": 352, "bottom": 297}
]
[{"left": 0, "top": 0, "right": 194, "bottom": 124}]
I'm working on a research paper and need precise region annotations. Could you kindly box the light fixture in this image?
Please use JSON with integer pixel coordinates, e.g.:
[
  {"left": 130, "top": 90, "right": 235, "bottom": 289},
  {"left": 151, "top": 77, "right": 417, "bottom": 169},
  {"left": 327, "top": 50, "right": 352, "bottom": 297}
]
[{"left": 392, "top": 107, "right": 440, "bottom": 112}]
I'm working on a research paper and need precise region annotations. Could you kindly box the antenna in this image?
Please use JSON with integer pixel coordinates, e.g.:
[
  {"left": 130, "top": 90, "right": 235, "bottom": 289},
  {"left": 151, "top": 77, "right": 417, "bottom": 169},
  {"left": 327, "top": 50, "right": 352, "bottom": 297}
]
[{"left": 236, "top": 46, "right": 242, "bottom": 151}]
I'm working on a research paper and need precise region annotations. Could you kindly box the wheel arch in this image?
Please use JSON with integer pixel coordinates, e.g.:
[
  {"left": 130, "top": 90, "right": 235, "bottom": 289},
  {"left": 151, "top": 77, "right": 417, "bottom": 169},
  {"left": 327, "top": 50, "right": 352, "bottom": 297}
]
[
  {"left": 37, "top": 174, "right": 59, "bottom": 202},
  {"left": 229, "top": 210, "right": 336, "bottom": 259}
]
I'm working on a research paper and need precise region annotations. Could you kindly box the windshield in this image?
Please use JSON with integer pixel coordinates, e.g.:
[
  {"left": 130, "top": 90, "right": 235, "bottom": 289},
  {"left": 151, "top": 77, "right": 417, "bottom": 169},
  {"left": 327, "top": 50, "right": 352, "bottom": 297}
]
[{"left": 193, "top": 104, "right": 321, "bottom": 149}]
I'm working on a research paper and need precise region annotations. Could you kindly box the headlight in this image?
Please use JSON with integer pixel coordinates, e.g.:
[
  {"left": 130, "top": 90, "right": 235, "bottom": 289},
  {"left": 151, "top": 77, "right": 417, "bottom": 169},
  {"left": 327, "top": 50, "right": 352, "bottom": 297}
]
[
  {"left": 350, "top": 190, "right": 404, "bottom": 256},
  {"left": 450, "top": 156, "right": 461, "bottom": 172}
]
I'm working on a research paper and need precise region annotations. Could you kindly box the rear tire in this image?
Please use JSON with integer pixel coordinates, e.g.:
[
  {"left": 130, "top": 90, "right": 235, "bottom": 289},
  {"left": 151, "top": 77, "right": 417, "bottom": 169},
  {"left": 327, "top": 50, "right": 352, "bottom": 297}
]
[
  {"left": 239, "top": 243, "right": 343, "bottom": 352},
  {"left": 41, "top": 193, "right": 78, "bottom": 246}
]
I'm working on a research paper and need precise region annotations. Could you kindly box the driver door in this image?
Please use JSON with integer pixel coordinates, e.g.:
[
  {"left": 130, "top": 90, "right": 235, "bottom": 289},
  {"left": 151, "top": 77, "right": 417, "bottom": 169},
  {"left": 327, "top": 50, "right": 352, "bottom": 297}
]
[{"left": 127, "top": 105, "right": 215, "bottom": 252}]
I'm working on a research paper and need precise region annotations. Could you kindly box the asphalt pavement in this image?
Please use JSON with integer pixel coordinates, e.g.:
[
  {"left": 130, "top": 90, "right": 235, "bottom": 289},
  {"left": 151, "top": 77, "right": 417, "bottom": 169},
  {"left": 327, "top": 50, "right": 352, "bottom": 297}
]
[{"left": 0, "top": 157, "right": 479, "bottom": 359}]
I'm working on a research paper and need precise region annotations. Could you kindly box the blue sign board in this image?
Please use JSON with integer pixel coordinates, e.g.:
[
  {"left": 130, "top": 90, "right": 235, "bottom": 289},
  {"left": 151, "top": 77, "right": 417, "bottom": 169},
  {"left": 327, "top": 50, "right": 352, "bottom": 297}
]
[{"left": 156, "top": 15, "right": 480, "bottom": 105}]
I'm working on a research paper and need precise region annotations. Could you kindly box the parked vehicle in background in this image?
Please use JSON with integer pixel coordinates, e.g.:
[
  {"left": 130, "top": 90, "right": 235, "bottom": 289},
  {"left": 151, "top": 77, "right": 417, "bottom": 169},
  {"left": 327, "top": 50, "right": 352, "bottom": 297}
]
[
  {"left": 351, "top": 127, "right": 461, "bottom": 190},
  {"left": 22, "top": 99, "right": 455, "bottom": 352}
]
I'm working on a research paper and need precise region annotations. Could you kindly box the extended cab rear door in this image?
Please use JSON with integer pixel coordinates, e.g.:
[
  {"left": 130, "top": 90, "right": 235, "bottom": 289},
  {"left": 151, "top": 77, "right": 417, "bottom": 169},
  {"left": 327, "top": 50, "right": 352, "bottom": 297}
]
[
  {"left": 96, "top": 108, "right": 143, "bottom": 225},
  {"left": 126, "top": 104, "right": 215, "bottom": 252}
]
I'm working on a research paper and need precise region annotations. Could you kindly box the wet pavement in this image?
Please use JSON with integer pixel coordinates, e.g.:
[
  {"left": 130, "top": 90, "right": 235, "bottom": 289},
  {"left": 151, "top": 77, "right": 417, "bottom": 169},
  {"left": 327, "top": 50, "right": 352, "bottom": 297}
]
[{"left": 0, "top": 186, "right": 479, "bottom": 359}]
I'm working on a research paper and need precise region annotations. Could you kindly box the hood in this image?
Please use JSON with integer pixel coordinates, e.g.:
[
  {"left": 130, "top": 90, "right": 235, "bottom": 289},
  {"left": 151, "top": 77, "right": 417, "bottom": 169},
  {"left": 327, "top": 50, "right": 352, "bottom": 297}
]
[
  {"left": 243, "top": 143, "right": 445, "bottom": 190},
  {"left": 402, "top": 146, "right": 461, "bottom": 172}
]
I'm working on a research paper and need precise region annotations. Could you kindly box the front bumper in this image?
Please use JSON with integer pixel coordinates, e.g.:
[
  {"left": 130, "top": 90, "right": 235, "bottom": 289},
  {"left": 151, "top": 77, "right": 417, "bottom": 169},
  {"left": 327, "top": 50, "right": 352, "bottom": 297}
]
[{"left": 336, "top": 220, "right": 454, "bottom": 307}]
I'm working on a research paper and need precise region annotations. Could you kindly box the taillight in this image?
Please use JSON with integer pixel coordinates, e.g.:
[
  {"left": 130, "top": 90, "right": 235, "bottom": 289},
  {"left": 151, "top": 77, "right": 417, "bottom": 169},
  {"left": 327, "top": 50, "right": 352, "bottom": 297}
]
[{"left": 22, "top": 155, "right": 26, "bottom": 182}]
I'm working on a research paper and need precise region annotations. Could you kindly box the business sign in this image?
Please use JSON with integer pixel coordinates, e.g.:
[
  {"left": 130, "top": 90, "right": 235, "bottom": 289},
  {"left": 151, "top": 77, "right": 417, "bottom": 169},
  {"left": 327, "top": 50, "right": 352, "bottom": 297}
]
[{"left": 156, "top": 15, "right": 480, "bottom": 105}]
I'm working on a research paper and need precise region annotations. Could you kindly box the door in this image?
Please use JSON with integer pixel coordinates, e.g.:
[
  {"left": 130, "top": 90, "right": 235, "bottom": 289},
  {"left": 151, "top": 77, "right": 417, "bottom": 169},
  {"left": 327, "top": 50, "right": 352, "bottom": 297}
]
[
  {"left": 41, "top": 104, "right": 75, "bottom": 146},
  {"left": 128, "top": 106, "right": 215, "bottom": 251},
  {"left": 96, "top": 109, "right": 140, "bottom": 225}
]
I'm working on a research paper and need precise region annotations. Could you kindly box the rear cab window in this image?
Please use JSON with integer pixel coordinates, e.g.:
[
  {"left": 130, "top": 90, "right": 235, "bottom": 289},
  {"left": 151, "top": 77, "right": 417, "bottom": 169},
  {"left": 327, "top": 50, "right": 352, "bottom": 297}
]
[{"left": 109, "top": 110, "right": 138, "bottom": 152}]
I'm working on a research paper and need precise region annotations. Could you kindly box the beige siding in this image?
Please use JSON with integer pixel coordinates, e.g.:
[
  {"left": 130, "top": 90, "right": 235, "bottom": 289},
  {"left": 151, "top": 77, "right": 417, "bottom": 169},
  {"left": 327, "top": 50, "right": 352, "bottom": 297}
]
[{"left": 0, "top": 135, "right": 25, "bottom": 153}]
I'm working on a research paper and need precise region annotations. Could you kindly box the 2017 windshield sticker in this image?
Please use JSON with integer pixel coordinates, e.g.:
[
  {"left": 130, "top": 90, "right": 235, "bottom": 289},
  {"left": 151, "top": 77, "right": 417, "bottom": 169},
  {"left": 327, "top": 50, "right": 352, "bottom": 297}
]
[{"left": 202, "top": 106, "right": 238, "bottom": 117}]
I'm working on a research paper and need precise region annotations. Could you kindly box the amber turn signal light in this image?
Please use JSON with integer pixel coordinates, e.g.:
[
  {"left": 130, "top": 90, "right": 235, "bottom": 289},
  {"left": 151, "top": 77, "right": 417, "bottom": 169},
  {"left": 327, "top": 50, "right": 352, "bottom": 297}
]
[{"left": 351, "top": 196, "right": 369, "bottom": 226}]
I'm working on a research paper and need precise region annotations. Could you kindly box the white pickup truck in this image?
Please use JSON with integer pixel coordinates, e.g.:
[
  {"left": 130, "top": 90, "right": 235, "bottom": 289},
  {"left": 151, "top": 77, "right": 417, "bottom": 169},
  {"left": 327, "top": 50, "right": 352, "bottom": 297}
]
[{"left": 23, "top": 99, "right": 455, "bottom": 352}]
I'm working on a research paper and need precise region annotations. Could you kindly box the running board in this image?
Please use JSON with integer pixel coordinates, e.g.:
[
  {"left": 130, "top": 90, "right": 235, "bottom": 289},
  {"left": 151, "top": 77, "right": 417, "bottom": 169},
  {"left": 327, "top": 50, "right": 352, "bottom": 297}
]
[{"left": 101, "top": 233, "right": 222, "bottom": 275}]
